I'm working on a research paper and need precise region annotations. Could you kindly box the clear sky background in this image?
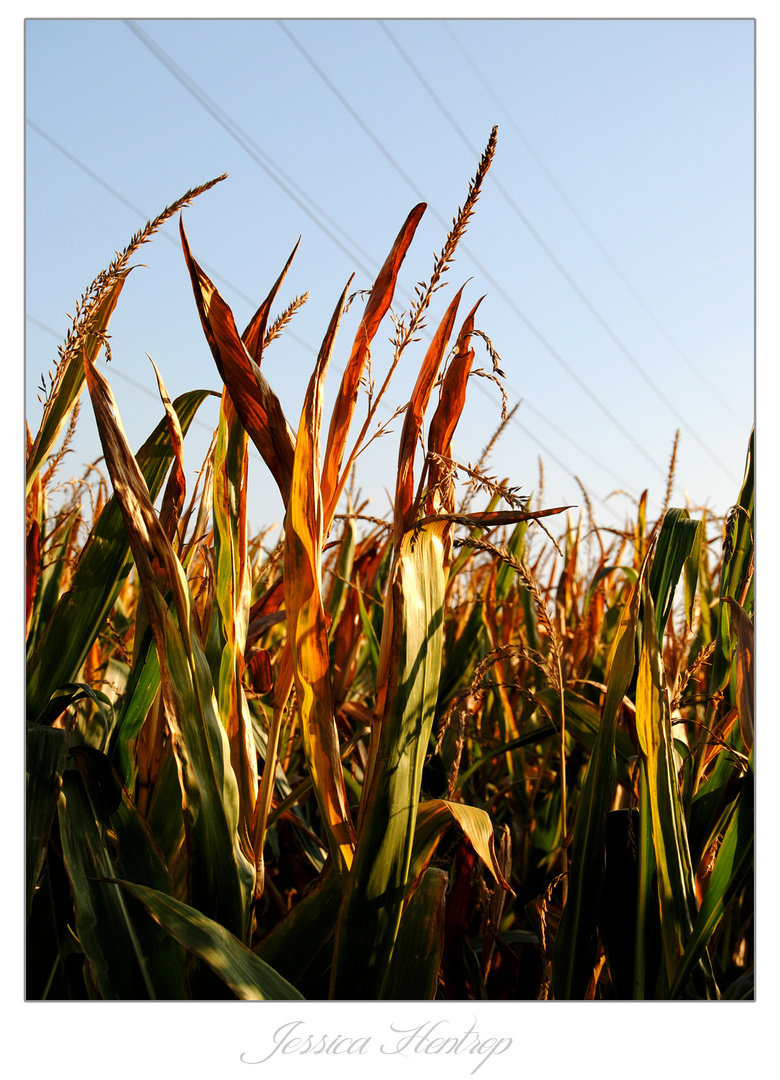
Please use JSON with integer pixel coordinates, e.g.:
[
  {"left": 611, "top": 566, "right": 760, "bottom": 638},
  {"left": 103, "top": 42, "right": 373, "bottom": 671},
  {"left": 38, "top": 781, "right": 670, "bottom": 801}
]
[{"left": 25, "top": 14, "right": 755, "bottom": 538}]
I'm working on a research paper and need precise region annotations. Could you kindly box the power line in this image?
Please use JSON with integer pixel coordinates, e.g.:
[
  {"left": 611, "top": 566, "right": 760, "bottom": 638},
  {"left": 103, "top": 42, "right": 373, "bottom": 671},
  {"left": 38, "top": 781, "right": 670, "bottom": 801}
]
[
  {"left": 442, "top": 19, "right": 739, "bottom": 423},
  {"left": 379, "top": 19, "right": 740, "bottom": 486},
  {"left": 117, "top": 22, "right": 647, "bottom": 500},
  {"left": 122, "top": 19, "right": 380, "bottom": 282},
  {"left": 278, "top": 18, "right": 666, "bottom": 480},
  {"left": 26, "top": 39, "right": 651, "bottom": 518}
]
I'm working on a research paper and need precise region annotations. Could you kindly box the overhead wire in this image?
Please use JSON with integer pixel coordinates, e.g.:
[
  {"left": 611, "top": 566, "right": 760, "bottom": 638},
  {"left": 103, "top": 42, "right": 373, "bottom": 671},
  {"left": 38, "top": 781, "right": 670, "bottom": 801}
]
[
  {"left": 276, "top": 18, "right": 665, "bottom": 480},
  {"left": 120, "top": 19, "right": 648, "bottom": 505},
  {"left": 379, "top": 19, "right": 740, "bottom": 485},
  {"left": 25, "top": 123, "right": 630, "bottom": 525},
  {"left": 122, "top": 19, "right": 379, "bottom": 281},
  {"left": 441, "top": 18, "right": 739, "bottom": 423},
  {"left": 27, "top": 25, "right": 646, "bottom": 525}
]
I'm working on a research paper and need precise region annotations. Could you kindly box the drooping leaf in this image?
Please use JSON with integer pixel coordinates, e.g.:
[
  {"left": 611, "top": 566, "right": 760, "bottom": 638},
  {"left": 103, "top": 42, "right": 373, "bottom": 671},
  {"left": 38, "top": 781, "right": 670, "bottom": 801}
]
[
  {"left": 82, "top": 355, "right": 254, "bottom": 942},
  {"left": 112, "top": 880, "right": 303, "bottom": 1000},
  {"left": 26, "top": 389, "right": 211, "bottom": 723},
  {"left": 180, "top": 219, "right": 296, "bottom": 505},
  {"left": 409, "top": 798, "right": 513, "bottom": 895}
]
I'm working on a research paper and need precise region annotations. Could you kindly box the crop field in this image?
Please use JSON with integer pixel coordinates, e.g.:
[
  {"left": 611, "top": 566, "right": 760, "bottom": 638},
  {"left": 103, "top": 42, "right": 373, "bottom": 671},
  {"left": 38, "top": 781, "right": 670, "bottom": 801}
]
[{"left": 25, "top": 133, "right": 754, "bottom": 1000}]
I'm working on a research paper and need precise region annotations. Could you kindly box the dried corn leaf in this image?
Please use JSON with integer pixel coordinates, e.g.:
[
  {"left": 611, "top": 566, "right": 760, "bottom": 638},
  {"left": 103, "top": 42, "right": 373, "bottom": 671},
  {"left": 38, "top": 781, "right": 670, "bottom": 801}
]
[
  {"left": 284, "top": 281, "right": 356, "bottom": 880},
  {"left": 180, "top": 219, "right": 296, "bottom": 505},
  {"left": 321, "top": 203, "right": 426, "bottom": 526}
]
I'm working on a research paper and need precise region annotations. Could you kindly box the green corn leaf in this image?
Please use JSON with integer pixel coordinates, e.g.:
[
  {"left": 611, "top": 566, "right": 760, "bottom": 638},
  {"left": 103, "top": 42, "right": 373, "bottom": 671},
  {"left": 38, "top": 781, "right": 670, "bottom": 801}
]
[
  {"left": 213, "top": 387, "right": 257, "bottom": 853},
  {"left": 26, "top": 722, "right": 68, "bottom": 919},
  {"left": 648, "top": 508, "right": 702, "bottom": 638},
  {"left": 330, "top": 520, "right": 448, "bottom": 999},
  {"left": 109, "top": 627, "right": 161, "bottom": 788},
  {"left": 635, "top": 581, "right": 718, "bottom": 998},
  {"left": 356, "top": 576, "right": 380, "bottom": 677},
  {"left": 58, "top": 764, "right": 187, "bottom": 999},
  {"left": 82, "top": 356, "right": 254, "bottom": 942},
  {"left": 27, "top": 390, "right": 211, "bottom": 723},
  {"left": 552, "top": 559, "right": 643, "bottom": 999},
  {"left": 26, "top": 511, "right": 80, "bottom": 658},
  {"left": 113, "top": 880, "right": 304, "bottom": 1000},
  {"left": 669, "top": 750, "right": 753, "bottom": 999},
  {"left": 710, "top": 429, "right": 754, "bottom": 692},
  {"left": 383, "top": 867, "right": 448, "bottom": 1000}
]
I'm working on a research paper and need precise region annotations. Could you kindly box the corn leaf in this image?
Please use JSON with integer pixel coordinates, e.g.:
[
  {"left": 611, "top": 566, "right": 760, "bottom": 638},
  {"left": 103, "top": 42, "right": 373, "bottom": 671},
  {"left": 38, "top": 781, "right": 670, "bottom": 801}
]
[
  {"left": 255, "top": 866, "right": 342, "bottom": 988},
  {"left": 113, "top": 880, "right": 304, "bottom": 1000},
  {"left": 710, "top": 429, "right": 754, "bottom": 692},
  {"left": 83, "top": 356, "right": 254, "bottom": 942},
  {"left": 26, "top": 722, "right": 68, "bottom": 919},
  {"left": 409, "top": 798, "right": 513, "bottom": 894},
  {"left": 321, "top": 203, "right": 426, "bottom": 527},
  {"left": 383, "top": 867, "right": 448, "bottom": 1000},
  {"left": 636, "top": 581, "right": 718, "bottom": 998},
  {"left": 213, "top": 387, "right": 257, "bottom": 851},
  {"left": 723, "top": 597, "right": 754, "bottom": 751},
  {"left": 285, "top": 280, "right": 357, "bottom": 880},
  {"left": 393, "top": 285, "right": 465, "bottom": 541},
  {"left": 669, "top": 750, "right": 753, "bottom": 999},
  {"left": 648, "top": 508, "right": 702, "bottom": 637},
  {"left": 58, "top": 764, "right": 187, "bottom": 999},
  {"left": 26, "top": 389, "right": 211, "bottom": 723},
  {"left": 26, "top": 274, "right": 128, "bottom": 494},
  {"left": 330, "top": 519, "right": 447, "bottom": 999},
  {"left": 180, "top": 220, "right": 296, "bottom": 505},
  {"left": 242, "top": 238, "right": 301, "bottom": 362},
  {"left": 552, "top": 559, "right": 643, "bottom": 999}
]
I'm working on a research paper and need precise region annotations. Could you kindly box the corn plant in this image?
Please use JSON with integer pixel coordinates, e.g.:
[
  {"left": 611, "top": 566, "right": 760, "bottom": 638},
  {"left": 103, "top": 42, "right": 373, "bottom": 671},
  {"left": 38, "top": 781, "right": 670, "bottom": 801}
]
[{"left": 26, "top": 129, "right": 754, "bottom": 1000}]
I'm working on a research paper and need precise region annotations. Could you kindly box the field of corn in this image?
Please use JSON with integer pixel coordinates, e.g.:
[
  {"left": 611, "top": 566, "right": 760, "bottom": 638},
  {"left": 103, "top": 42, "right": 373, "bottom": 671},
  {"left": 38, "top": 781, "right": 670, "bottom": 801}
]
[{"left": 25, "top": 132, "right": 754, "bottom": 1001}]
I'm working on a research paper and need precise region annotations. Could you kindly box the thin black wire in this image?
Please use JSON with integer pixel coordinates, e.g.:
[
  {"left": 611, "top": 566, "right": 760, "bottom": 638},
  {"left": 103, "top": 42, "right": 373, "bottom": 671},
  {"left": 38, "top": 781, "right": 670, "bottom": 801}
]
[
  {"left": 122, "top": 19, "right": 379, "bottom": 281},
  {"left": 277, "top": 18, "right": 666, "bottom": 480},
  {"left": 26, "top": 39, "right": 642, "bottom": 524},
  {"left": 379, "top": 19, "right": 740, "bottom": 485},
  {"left": 442, "top": 19, "right": 739, "bottom": 422},
  {"left": 115, "top": 22, "right": 651, "bottom": 502}
]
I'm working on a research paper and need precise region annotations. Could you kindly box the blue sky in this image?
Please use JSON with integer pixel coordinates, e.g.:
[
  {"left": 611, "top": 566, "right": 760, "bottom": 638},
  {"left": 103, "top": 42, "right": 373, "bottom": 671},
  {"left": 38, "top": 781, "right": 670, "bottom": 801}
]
[{"left": 25, "top": 17, "right": 754, "bottom": 537}]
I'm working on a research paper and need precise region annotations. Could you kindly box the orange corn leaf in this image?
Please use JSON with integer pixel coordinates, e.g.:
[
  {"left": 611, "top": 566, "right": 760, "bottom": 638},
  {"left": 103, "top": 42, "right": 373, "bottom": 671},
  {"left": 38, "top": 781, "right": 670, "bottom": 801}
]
[
  {"left": 321, "top": 203, "right": 427, "bottom": 526},
  {"left": 242, "top": 239, "right": 301, "bottom": 362},
  {"left": 180, "top": 218, "right": 296, "bottom": 505},
  {"left": 284, "top": 282, "right": 357, "bottom": 879},
  {"left": 426, "top": 298, "right": 484, "bottom": 517},
  {"left": 394, "top": 285, "right": 465, "bottom": 543}
]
